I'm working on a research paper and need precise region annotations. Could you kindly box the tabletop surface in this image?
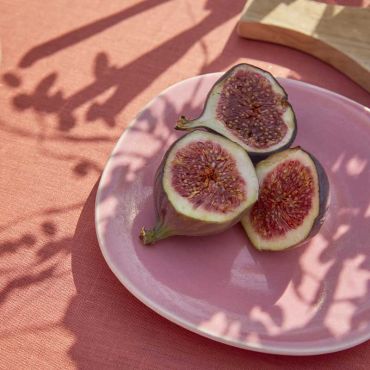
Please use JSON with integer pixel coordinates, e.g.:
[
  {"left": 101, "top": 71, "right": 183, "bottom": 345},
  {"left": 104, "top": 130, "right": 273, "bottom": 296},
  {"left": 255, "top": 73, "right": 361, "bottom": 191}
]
[{"left": 0, "top": 1, "right": 369, "bottom": 369}]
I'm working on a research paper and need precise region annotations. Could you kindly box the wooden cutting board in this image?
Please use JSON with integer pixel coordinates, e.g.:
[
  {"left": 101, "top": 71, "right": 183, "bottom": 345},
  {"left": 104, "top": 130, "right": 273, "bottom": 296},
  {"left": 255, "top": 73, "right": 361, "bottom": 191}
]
[{"left": 237, "top": 0, "right": 370, "bottom": 92}]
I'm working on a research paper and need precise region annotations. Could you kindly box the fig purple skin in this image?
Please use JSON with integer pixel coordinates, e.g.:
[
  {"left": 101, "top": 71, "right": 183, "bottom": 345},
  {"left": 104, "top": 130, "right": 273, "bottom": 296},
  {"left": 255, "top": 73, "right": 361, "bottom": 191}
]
[
  {"left": 305, "top": 151, "right": 330, "bottom": 241},
  {"left": 140, "top": 130, "right": 259, "bottom": 245},
  {"left": 176, "top": 63, "right": 297, "bottom": 160},
  {"left": 241, "top": 147, "right": 329, "bottom": 251}
]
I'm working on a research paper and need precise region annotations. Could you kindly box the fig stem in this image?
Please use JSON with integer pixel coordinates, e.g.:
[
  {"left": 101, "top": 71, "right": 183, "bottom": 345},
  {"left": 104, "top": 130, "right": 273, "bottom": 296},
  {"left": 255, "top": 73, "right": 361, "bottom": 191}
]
[
  {"left": 140, "top": 225, "right": 172, "bottom": 245},
  {"left": 175, "top": 116, "right": 190, "bottom": 131}
]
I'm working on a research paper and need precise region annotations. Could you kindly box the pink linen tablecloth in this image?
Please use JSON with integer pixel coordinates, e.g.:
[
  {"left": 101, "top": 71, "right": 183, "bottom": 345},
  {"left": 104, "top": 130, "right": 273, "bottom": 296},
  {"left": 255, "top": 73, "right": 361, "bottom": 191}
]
[{"left": 0, "top": 0, "right": 369, "bottom": 368}]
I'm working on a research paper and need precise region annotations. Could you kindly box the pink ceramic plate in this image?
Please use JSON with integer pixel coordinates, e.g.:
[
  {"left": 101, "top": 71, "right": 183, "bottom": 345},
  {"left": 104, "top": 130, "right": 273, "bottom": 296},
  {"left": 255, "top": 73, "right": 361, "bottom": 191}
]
[{"left": 95, "top": 74, "right": 370, "bottom": 355}]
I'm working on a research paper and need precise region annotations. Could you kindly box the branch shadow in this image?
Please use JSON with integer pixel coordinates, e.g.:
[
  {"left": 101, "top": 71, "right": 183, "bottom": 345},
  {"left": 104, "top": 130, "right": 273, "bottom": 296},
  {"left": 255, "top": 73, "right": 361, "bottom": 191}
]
[
  {"left": 0, "top": 217, "right": 73, "bottom": 308},
  {"left": 18, "top": 0, "right": 173, "bottom": 69},
  {"left": 3, "top": 0, "right": 245, "bottom": 133}
]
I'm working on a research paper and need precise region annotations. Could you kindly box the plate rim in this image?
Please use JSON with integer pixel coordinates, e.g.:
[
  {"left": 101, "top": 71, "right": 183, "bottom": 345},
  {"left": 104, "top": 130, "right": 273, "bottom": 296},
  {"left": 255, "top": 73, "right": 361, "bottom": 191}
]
[{"left": 95, "top": 73, "right": 370, "bottom": 356}]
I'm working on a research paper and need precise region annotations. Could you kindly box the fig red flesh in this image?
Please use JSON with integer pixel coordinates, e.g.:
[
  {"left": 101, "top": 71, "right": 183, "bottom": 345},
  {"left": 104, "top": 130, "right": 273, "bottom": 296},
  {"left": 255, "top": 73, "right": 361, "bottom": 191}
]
[
  {"left": 217, "top": 70, "right": 288, "bottom": 149},
  {"left": 171, "top": 140, "right": 246, "bottom": 213},
  {"left": 250, "top": 160, "right": 314, "bottom": 239}
]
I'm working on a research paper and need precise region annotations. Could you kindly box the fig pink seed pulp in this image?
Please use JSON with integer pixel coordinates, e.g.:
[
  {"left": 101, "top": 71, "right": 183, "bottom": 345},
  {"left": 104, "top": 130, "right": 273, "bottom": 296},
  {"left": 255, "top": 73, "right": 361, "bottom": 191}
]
[
  {"left": 250, "top": 160, "right": 314, "bottom": 239},
  {"left": 216, "top": 70, "right": 288, "bottom": 149},
  {"left": 171, "top": 140, "right": 246, "bottom": 213}
]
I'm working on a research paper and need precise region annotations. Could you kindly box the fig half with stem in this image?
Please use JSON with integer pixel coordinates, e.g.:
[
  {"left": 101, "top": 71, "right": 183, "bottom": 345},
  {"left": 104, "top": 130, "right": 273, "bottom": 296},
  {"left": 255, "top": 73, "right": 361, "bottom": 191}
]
[
  {"left": 176, "top": 63, "right": 297, "bottom": 159},
  {"left": 242, "top": 147, "right": 329, "bottom": 251},
  {"left": 140, "top": 130, "right": 259, "bottom": 245}
]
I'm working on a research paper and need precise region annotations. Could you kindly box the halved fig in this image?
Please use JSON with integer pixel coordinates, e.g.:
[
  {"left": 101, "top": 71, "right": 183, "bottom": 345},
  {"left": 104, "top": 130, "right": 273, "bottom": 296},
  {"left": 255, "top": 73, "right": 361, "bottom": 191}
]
[
  {"left": 241, "top": 147, "right": 329, "bottom": 251},
  {"left": 140, "top": 130, "right": 259, "bottom": 245},
  {"left": 176, "top": 63, "right": 297, "bottom": 159}
]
